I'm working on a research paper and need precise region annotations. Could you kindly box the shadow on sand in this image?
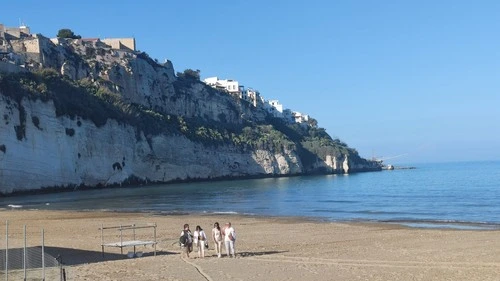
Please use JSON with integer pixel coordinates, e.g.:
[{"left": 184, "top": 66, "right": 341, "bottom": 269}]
[
  {"left": 44, "top": 246, "right": 176, "bottom": 266},
  {"left": 0, "top": 246, "right": 176, "bottom": 269},
  {"left": 233, "top": 250, "right": 288, "bottom": 258}
]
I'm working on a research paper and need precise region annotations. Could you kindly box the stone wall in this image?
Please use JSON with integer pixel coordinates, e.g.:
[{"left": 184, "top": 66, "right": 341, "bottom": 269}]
[
  {"left": 101, "top": 38, "right": 136, "bottom": 51},
  {"left": 9, "top": 37, "right": 42, "bottom": 63},
  {"left": 0, "top": 24, "right": 5, "bottom": 41},
  {"left": 3, "top": 26, "right": 30, "bottom": 39}
]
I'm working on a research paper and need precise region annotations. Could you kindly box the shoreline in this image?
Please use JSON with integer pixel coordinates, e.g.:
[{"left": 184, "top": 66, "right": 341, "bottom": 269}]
[
  {"left": 0, "top": 167, "right": 383, "bottom": 197},
  {"left": 1, "top": 209, "right": 499, "bottom": 281},
  {"left": 3, "top": 207, "right": 500, "bottom": 231}
]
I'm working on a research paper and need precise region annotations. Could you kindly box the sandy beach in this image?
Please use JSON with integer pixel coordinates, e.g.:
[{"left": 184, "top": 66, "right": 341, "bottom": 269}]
[{"left": 0, "top": 210, "right": 499, "bottom": 281}]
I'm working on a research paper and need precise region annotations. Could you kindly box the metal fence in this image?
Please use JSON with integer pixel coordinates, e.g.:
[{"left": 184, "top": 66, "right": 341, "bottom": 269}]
[{"left": 0, "top": 222, "right": 64, "bottom": 281}]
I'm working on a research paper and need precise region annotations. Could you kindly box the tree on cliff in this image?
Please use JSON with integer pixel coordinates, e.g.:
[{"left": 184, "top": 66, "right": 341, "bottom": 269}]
[
  {"left": 177, "top": 69, "right": 200, "bottom": 81},
  {"left": 56, "top": 28, "right": 82, "bottom": 39}
]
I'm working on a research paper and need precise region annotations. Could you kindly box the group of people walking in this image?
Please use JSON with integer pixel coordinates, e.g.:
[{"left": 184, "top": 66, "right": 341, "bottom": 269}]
[{"left": 180, "top": 222, "right": 236, "bottom": 259}]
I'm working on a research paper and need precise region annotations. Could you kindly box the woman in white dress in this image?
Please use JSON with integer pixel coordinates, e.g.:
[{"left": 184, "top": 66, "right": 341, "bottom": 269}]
[
  {"left": 212, "top": 222, "right": 223, "bottom": 258},
  {"left": 195, "top": 225, "right": 207, "bottom": 258}
]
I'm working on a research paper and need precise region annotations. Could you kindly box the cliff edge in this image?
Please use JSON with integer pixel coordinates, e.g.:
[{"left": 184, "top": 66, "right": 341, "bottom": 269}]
[{"left": 0, "top": 30, "right": 381, "bottom": 194}]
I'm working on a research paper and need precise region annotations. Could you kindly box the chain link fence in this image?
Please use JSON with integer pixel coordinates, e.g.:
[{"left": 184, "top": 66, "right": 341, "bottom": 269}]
[{"left": 0, "top": 222, "right": 64, "bottom": 281}]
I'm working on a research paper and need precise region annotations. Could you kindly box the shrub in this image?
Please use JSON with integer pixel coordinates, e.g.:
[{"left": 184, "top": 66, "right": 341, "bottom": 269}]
[
  {"left": 176, "top": 69, "right": 200, "bottom": 81},
  {"left": 56, "top": 28, "right": 81, "bottom": 39}
]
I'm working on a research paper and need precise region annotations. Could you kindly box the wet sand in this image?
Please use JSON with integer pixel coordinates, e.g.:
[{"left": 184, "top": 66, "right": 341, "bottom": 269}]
[{"left": 0, "top": 210, "right": 499, "bottom": 281}]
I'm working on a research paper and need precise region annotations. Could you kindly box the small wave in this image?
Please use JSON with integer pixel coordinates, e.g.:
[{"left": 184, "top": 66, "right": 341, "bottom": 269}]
[
  {"left": 212, "top": 211, "right": 239, "bottom": 215},
  {"left": 145, "top": 210, "right": 190, "bottom": 216},
  {"left": 385, "top": 218, "right": 499, "bottom": 225},
  {"left": 318, "top": 200, "right": 358, "bottom": 204},
  {"left": 7, "top": 204, "right": 22, "bottom": 208},
  {"left": 381, "top": 219, "right": 500, "bottom": 230},
  {"left": 400, "top": 223, "right": 500, "bottom": 230}
]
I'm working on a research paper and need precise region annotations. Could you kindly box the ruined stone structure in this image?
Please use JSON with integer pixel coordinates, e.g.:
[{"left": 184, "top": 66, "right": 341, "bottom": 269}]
[
  {"left": 101, "top": 38, "right": 136, "bottom": 51},
  {"left": 1, "top": 23, "right": 31, "bottom": 52},
  {"left": 9, "top": 34, "right": 43, "bottom": 63},
  {"left": 0, "top": 24, "right": 49, "bottom": 66},
  {"left": 0, "top": 24, "right": 31, "bottom": 40}
]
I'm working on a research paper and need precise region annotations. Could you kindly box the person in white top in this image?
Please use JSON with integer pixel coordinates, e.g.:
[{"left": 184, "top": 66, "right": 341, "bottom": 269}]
[
  {"left": 195, "top": 225, "right": 207, "bottom": 258},
  {"left": 193, "top": 227, "right": 199, "bottom": 247},
  {"left": 222, "top": 222, "right": 236, "bottom": 258},
  {"left": 212, "top": 222, "right": 223, "bottom": 258}
]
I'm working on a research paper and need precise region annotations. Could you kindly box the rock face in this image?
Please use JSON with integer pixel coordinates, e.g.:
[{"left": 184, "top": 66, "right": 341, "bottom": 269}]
[
  {"left": 0, "top": 94, "right": 305, "bottom": 194},
  {"left": 0, "top": 35, "right": 381, "bottom": 194},
  {"left": 343, "top": 155, "right": 350, "bottom": 174},
  {"left": 42, "top": 38, "right": 266, "bottom": 124}
]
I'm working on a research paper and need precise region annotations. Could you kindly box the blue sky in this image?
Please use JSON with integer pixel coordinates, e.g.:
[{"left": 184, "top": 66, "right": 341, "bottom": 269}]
[{"left": 3, "top": 0, "right": 500, "bottom": 163}]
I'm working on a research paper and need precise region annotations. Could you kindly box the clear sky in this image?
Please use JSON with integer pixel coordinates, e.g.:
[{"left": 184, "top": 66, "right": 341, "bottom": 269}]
[{"left": 3, "top": 0, "right": 499, "bottom": 164}]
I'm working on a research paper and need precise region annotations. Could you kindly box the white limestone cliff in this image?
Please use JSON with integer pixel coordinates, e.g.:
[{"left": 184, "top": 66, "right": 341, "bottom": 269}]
[
  {"left": 0, "top": 35, "right": 380, "bottom": 194},
  {"left": 0, "top": 94, "right": 302, "bottom": 194},
  {"left": 343, "top": 155, "right": 350, "bottom": 174},
  {"left": 44, "top": 38, "right": 267, "bottom": 124}
]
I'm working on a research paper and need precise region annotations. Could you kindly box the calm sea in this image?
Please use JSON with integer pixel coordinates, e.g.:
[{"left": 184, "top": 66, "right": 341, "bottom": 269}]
[{"left": 3, "top": 161, "right": 500, "bottom": 229}]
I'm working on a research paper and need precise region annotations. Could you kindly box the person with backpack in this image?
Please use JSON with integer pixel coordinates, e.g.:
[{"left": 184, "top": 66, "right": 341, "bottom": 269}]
[
  {"left": 180, "top": 224, "right": 193, "bottom": 258},
  {"left": 222, "top": 222, "right": 236, "bottom": 258}
]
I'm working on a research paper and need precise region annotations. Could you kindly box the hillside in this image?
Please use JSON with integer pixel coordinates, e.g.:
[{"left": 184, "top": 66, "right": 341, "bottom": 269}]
[{"left": 0, "top": 30, "right": 380, "bottom": 194}]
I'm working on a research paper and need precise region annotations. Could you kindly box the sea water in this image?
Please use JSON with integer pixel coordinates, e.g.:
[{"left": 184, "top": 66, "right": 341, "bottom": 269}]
[{"left": 3, "top": 161, "right": 500, "bottom": 229}]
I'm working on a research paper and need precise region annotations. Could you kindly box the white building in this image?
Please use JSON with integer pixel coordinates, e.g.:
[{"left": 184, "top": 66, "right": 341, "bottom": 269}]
[
  {"left": 204, "top": 76, "right": 312, "bottom": 126},
  {"left": 265, "top": 99, "right": 284, "bottom": 118},
  {"left": 203, "top": 76, "right": 241, "bottom": 94},
  {"left": 292, "top": 111, "right": 310, "bottom": 124},
  {"left": 241, "top": 88, "right": 262, "bottom": 107}
]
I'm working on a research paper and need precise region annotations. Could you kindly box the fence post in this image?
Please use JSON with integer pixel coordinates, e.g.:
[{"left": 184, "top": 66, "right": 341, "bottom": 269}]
[
  {"left": 56, "top": 255, "right": 63, "bottom": 281},
  {"left": 42, "top": 228, "right": 45, "bottom": 281},
  {"left": 133, "top": 224, "right": 136, "bottom": 254},
  {"left": 23, "top": 225, "right": 26, "bottom": 281},
  {"left": 5, "top": 221, "right": 8, "bottom": 281},
  {"left": 101, "top": 224, "right": 104, "bottom": 258},
  {"left": 119, "top": 225, "right": 123, "bottom": 255},
  {"left": 154, "top": 223, "right": 157, "bottom": 257}
]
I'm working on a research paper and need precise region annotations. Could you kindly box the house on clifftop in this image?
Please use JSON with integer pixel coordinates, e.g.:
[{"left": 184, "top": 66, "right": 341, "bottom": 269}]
[
  {"left": 203, "top": 76, "right": 314, "bottom": 127},
  {"left": 204, "top": 77, "right": 242, "bottom": 95}
]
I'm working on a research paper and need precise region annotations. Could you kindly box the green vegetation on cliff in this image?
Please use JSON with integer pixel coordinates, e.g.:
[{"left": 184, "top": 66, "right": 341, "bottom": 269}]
[
  {"left": 56, "top": 28, "right": 81, "bottom": 39},
  {"left": 0, "top": 69, "right": 376, "bottom": 172}
]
